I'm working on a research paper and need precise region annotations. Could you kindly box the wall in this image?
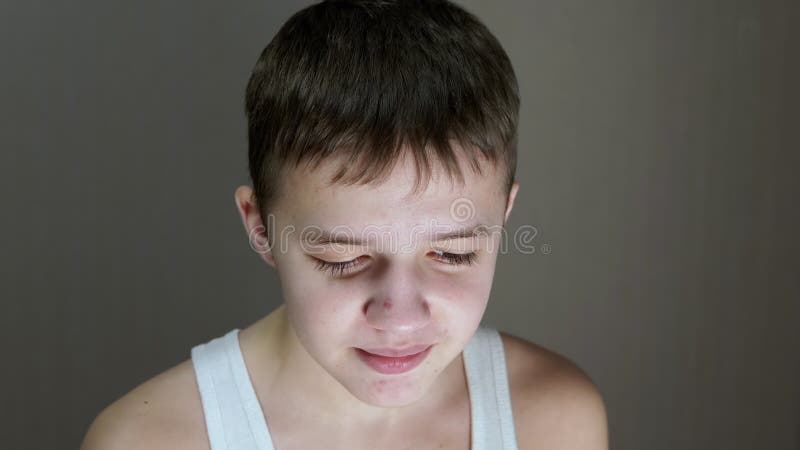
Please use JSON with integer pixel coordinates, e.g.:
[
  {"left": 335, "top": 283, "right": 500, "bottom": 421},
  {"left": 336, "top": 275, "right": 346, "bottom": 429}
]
[{"left": 0, "top": 0, "right": 796, "bottom": 448}]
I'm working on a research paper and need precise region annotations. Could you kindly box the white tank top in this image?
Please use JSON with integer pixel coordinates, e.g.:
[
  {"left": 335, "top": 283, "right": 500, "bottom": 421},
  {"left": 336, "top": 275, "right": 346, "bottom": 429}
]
[{"left": 191, "top": 325, "right": 518, "bottom": 450}]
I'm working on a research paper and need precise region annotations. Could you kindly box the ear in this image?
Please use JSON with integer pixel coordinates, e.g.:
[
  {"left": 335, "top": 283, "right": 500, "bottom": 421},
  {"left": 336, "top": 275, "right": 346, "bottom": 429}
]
[
  {"left": 504, "top": 181, "right": 519, "bottom": 224},
  {"left": 234, "top": 185, "right": 277, "bottom": 268}
]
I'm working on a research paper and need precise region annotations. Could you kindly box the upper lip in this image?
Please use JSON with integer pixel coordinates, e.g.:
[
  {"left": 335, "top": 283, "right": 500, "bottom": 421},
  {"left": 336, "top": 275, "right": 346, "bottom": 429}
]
[{"left": 359, "top": 344, "right": 432, "bottom": 357}]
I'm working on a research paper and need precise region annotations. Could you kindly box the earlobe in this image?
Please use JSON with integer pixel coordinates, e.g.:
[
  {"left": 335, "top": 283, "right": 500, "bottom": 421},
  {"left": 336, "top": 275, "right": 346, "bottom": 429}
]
[
  {"left": 234, "top": 186, "right": 277, "bottom": 268},
  {"left": 504, "top": 181, "right": 519, "bottom": 223}
]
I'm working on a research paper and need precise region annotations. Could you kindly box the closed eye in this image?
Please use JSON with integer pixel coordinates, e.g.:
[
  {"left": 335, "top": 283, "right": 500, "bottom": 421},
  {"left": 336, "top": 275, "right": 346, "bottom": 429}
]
[
  {"left": 313, "top": 256, "right": 368, "bottom": 278},
  {"left": 313, "top": 250, "right": 478, "bottom": 278},
  {"left": 431, "top": 250, "right": 478, "bottom": 266}
]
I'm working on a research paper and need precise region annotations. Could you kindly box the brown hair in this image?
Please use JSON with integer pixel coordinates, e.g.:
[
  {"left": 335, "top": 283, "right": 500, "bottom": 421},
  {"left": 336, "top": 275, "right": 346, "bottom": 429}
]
[{"left": 244, "top": 0, "right": 519, "bottom": 225}]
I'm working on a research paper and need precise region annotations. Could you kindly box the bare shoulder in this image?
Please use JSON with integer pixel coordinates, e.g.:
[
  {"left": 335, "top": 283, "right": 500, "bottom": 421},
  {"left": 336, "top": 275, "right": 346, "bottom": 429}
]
[
  {"left": 79, "top": 359, "right": 209, "bottom": 450},
  {"left": 500, "top": 331, "right": 609, "bottom": 450}
]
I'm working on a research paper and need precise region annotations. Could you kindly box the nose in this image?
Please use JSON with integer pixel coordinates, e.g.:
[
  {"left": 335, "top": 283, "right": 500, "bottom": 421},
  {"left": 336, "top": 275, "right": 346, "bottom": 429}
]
[{"left": 364, "top": 262, "right": 431, "bottom": 335}]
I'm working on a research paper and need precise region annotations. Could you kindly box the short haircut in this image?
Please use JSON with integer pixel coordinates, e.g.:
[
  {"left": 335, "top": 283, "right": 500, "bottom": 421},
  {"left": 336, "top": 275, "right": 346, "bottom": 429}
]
[{"left": 244, "top": 0, "right": 520, "bottom": 222}]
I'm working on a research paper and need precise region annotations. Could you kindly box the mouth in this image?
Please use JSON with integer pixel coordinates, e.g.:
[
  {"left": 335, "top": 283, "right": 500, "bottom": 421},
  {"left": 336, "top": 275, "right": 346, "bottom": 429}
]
[
  {"left": 355, "top": 345, "right": 433, "bottom": 375},
  {"left": 360, "top": 345, "right": 432, "bottom": 357}
]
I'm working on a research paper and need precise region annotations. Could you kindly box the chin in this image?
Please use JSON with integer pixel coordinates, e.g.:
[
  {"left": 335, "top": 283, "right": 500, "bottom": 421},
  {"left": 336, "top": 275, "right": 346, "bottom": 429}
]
[
  {"left": 341, "top": 363, "right": 438, "bottom": 409},
  {"left": 354, "top": 376, "right": 432, "bottom": 409}
]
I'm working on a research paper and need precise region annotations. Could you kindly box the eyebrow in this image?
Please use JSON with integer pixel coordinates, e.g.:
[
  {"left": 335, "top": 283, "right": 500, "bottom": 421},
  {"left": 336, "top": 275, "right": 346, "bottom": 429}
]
[
  {"left": 431, "top": 224, "right": 490, "bottom": 242},
  {"left": 305, "top": 224, "right": 489, "bottom": 246}
]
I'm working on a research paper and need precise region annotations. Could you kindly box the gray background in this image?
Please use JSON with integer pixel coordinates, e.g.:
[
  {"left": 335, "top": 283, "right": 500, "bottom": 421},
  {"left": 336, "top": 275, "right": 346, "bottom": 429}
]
[{"left": 1, "top": 0, "right": 797, "bottom": 449}]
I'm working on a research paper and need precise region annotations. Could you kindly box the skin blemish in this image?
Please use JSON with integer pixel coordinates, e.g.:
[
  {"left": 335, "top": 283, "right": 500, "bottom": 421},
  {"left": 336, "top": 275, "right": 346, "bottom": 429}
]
[{"left": 384, "top": 300, "right": 393, "bottom": 310}]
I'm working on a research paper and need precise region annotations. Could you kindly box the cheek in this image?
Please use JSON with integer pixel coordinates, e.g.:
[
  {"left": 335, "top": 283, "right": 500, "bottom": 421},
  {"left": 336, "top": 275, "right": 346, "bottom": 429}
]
[
  {"left": 279, "top": 263, "right": 360, "bottom": 340},
  {"left": 427, "top": 268, "right": 495, "bottom": 325},
  {"left": 440, "top": 269, "right": 491, "bottom": 299},
  {"left": 291, "top": 286, "right": 359, "bottom": 328}
]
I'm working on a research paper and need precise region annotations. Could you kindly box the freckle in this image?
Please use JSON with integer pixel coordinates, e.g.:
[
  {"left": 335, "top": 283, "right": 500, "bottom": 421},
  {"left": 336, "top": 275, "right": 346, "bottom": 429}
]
[{"left": 144, "top": 400, "right": 149, "bottom": 405}]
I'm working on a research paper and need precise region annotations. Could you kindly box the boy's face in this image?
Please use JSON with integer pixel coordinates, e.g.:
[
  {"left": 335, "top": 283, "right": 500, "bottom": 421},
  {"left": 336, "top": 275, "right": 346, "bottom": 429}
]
[{"left": 236, "top": 146, "right": 517, "bottom": 409}]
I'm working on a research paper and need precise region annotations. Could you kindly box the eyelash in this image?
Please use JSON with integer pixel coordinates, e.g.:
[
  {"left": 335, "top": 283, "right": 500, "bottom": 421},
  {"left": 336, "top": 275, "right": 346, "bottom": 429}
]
[
  {"left": 314, "top": 251, "right": 478, "bottom": 277},
  {"left": 314, "top": 256, "right": 365, "bottom": 278},
  {"left": 433, "top": 250, "right": 478, "bottom": 266}
]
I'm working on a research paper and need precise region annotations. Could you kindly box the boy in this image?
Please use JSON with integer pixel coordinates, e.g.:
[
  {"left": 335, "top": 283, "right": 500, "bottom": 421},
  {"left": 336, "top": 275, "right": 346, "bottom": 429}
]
[{"left": 81, "top": 1, "right": 608, "bottom": 449}]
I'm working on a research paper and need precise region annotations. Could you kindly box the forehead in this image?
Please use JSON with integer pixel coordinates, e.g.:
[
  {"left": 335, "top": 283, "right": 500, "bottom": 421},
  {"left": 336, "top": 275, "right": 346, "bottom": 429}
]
[
  {"left": 274, "top": 147, "right": 507, "bottom": 230},
  {"left": 273, "top": 151, "right": 505, "bottom": 242}
]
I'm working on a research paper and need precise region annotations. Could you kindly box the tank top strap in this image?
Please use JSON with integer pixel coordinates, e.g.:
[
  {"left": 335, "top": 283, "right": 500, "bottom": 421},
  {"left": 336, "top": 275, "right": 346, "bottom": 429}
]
[
  {"left": 191, "top": 329, "right": 275, "bottom": 450},
  {"left": 462, "top": 326, "right": 519, "bottom": 450}
]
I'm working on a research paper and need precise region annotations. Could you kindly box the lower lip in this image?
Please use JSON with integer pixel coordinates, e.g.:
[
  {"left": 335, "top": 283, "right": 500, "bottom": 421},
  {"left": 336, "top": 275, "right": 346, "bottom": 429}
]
[{"left": 355, "top": 345, "right": 433, "bottom": 375}]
